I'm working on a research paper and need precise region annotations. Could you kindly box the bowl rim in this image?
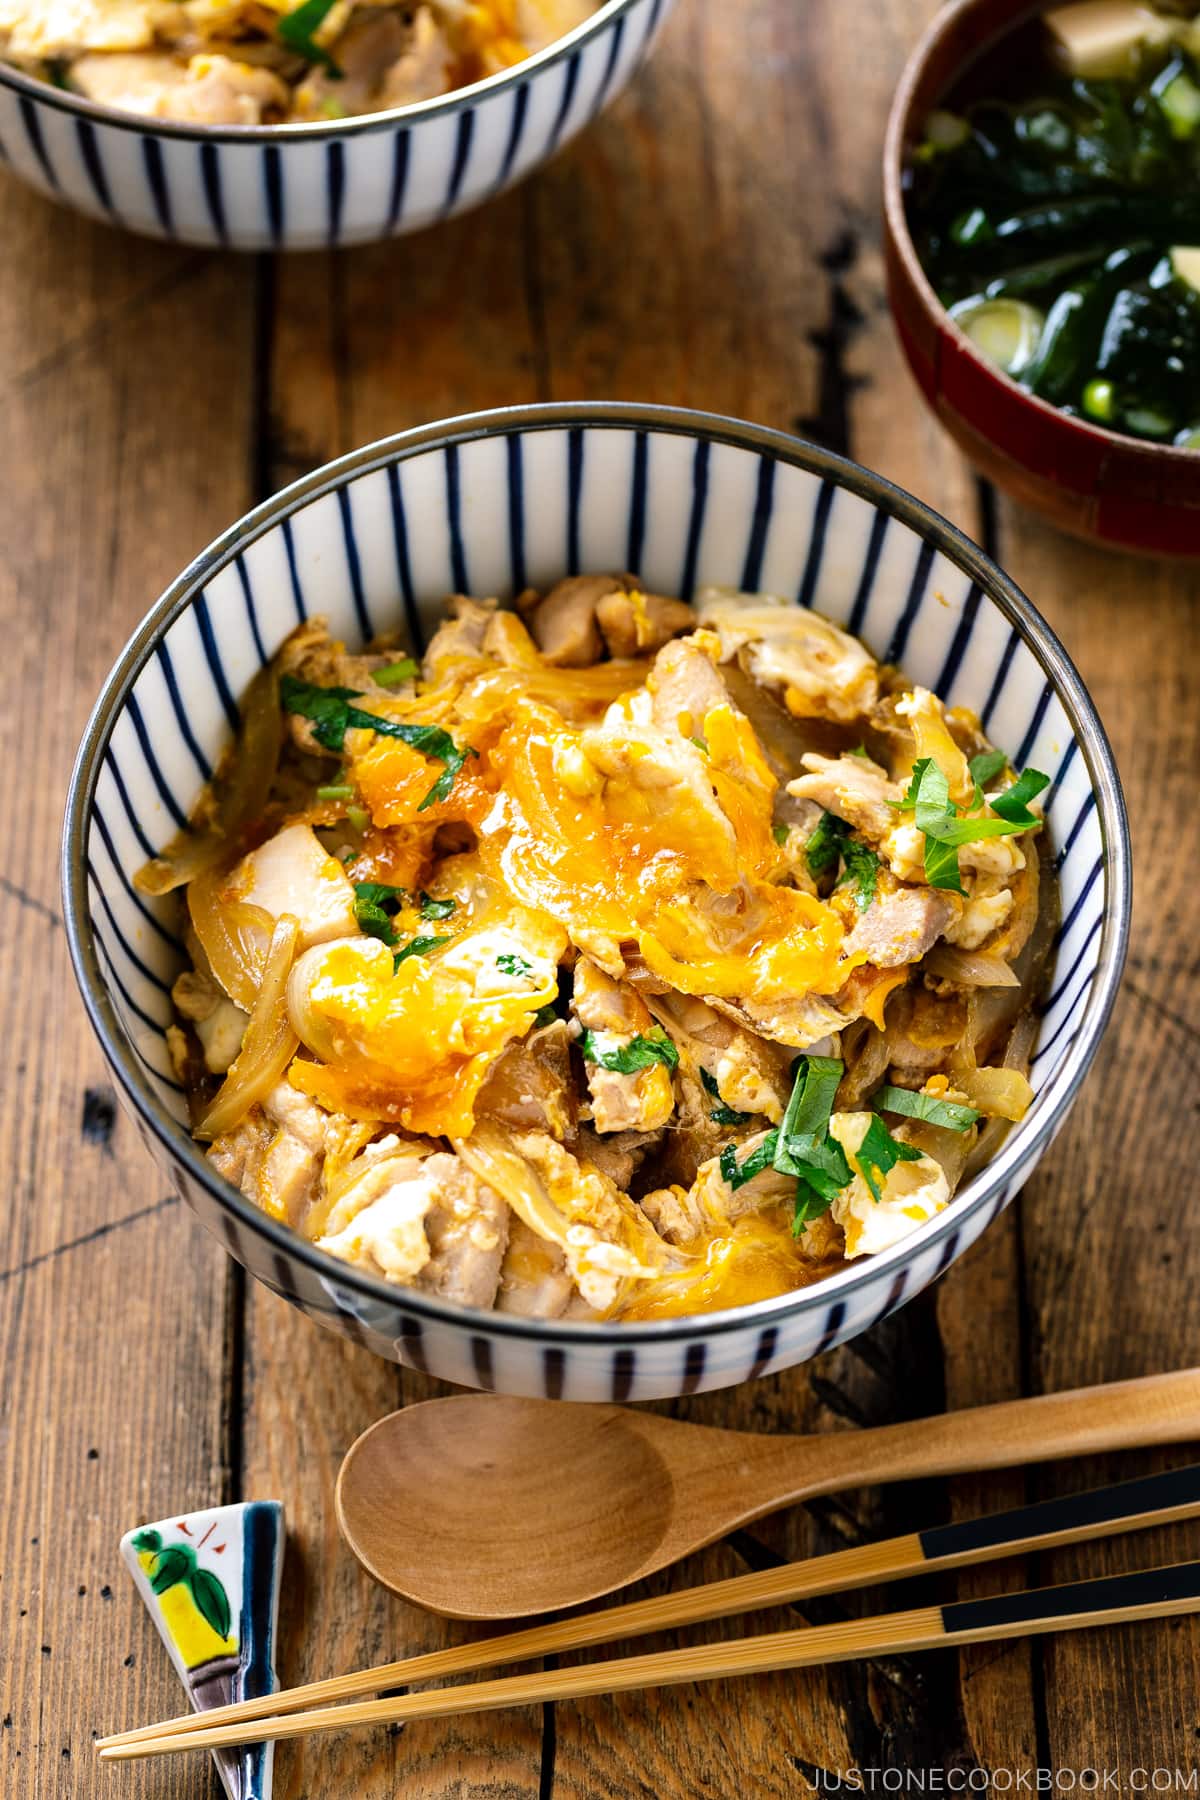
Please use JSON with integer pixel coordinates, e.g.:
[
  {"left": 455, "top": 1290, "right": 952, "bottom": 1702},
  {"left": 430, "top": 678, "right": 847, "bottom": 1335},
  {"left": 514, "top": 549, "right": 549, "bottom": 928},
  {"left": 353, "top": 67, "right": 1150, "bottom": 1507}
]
[
  {"left": 62, "top": 399, "right": 1132, "bottom": 1347},
  {"left": 0, "top": 0, "right": 638, "bottom": 144},
  {"left": 882, "top": 0, "right": 1200, "bottom": 470}
]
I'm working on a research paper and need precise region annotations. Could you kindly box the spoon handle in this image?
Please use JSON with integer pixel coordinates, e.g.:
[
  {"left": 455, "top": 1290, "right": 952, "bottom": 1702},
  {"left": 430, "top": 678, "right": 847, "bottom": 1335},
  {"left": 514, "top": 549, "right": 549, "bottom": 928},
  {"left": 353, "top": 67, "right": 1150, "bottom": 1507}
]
[{"left": 756, "top": 1367, "right": 1200, "bottom": 1505}]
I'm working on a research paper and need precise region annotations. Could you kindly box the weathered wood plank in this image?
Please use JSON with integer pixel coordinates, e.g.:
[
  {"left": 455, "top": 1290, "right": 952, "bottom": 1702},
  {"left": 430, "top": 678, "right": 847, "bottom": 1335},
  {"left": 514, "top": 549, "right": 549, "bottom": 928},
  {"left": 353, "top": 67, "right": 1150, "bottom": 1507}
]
[{"left": 0, "top": 186, "right": 258, "bottom": 1799}]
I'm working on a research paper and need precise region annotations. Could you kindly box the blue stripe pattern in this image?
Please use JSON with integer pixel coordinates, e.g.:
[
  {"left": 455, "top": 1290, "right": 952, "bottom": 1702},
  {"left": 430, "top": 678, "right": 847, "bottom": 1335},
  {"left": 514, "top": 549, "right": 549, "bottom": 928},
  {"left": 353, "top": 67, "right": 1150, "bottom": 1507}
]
[
  {"left": 74, "top": 414, "right": 1121, "bottom": 1402},
  {"left": 0, "top": 0, "right": 676, "bottom": 249}
]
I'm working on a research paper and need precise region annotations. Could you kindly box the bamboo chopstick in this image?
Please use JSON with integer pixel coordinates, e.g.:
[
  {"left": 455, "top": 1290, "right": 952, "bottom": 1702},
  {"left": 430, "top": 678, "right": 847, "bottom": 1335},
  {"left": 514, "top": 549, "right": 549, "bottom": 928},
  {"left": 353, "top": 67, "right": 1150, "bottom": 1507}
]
[
  {"left": 98, "top": 1461, "right": 1200, "bottom": 1755},
  {"left": 99, "top": 1558, "right": 1200, "bottom": 1763}
]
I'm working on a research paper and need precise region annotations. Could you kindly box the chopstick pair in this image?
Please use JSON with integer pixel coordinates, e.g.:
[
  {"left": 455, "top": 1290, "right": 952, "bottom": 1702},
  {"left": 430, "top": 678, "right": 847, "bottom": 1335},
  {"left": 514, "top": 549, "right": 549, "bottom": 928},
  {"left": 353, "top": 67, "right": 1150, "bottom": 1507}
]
[{"left": 98, "top": 1462, "right": 1200, "bottom": 1765}]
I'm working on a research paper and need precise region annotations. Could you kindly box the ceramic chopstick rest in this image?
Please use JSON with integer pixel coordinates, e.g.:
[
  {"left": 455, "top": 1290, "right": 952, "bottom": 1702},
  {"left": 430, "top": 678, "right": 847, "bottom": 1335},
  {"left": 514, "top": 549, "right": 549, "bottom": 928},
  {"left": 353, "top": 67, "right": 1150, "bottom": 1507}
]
[{"left": 120, "top": 1501, "right": 285, "bottom": 1800}]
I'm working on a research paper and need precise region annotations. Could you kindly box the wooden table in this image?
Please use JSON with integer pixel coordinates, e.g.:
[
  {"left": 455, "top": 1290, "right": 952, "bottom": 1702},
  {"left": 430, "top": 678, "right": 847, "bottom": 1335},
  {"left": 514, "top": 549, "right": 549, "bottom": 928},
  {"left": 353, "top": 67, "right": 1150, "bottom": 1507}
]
[{"left": 2, "top": 3, "right": 1199, "bottom": 1794}]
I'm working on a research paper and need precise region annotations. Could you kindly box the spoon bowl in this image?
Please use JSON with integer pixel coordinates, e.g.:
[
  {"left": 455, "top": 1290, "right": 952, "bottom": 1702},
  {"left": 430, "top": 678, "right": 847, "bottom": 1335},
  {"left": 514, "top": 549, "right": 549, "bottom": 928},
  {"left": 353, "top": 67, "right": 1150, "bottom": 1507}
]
[{"left": 336, "top": 1372, "right": 1200, "bottom": 1619}]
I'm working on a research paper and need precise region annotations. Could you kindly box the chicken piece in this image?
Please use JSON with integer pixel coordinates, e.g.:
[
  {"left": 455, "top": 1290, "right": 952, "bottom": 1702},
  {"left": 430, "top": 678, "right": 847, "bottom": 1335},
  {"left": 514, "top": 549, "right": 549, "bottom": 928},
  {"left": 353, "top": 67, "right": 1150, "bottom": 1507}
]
[
  {"left": 706, "top": 989, "right": 851, "bottom": 1052},
  {"left": 475, "top": 1019, "right": 576, "bottom": 1142},
  {"left": 576, "top": 1125, "right": 661, "bottom": 1191},
  {"left": 208, "top": 1105, "right": 270, "bottom": 1193},
  {"left": 171, "top": 967, "right": 249, "bottom": 1073},
  {"left": 573, "top": 956, "right": 675, "bottom": 1135},
  {"left": 650, "top": 991, "right": 791, "bottom": 1121},
  {"left": 293, "top": 4, "right": 454, "bottom": 120},
  {"left": 880, "top": 987, "right": 969, "bottom": 1088},
  {"left": 827, "top": 1112, "right": 949, "bottom": 1258},
  {"left": 317, "top": 1149, "right": 507, "bottom": 1303},
  {"left": 421, "top": 594, "right": 496, "bottom": 684},
  {"left": 697, "top": 588, "right": 879, "bottom": 724},
  {"left": 788, "top": 752, "right": 902, "bottom": 844},
  {"left": 277, "top": 617, "right": 417, "bottom": 755},
  {"left": 231, "top": 823, "right": 358, "bottom": 951},
  {"left": 495, "top": 1216, "right": 574, "bottom": 1319},
  {"left": 841, "top": 885, "right": 959, "bottom": 969},
  {"left": 0, "top": 0, "right": 176, "bottom": 63},
  {"left": 529, "top": 575, "right": 610, "bottom": 666},
  {"left": 68, "top": 50, "right": 187, "bottom": 109},
  {"left": 460, "top": 1126, "right": 668, "bottom": 1313},
  {"left": 150, "top": 53, "right": 288, "bottom": 125},
  {"left": 208, "top": 1081, "right": 332, "bottom": 1229},
  {"left": 646, "top": 634, "right": 732, "bottom": 738},
  {"left": 642, "top": 1127, "right": 796, "bottom": 1249},
  {"left": 595, "top": 586, "right": 695, "bottom": 660}
]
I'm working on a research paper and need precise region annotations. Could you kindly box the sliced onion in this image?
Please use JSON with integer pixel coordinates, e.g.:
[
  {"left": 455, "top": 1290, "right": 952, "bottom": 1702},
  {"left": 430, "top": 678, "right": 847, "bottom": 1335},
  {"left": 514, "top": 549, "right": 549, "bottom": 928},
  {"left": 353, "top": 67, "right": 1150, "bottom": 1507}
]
[
  {"left": 137, "top": 664, "right": 282, "bottom": 896},
  {"left": 925, "top": 946, "right": 1020, "bottom": 989},
  {"left": 188, "top": 862, "right": 275, "bottom": 1012},
  {"left": 196, "top": 915, "right": 300, "bottom": 1141},
  {"left": 954, "top": 1065, "right": 1033, "bottom": 1122}
]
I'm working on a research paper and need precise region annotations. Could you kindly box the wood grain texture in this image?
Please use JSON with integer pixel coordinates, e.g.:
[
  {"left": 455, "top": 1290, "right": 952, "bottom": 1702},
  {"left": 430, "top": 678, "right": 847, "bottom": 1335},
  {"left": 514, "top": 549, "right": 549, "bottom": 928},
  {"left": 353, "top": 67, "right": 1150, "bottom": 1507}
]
[{"left": 0, "top": 0, "right": 1197, "bottom": 1794}]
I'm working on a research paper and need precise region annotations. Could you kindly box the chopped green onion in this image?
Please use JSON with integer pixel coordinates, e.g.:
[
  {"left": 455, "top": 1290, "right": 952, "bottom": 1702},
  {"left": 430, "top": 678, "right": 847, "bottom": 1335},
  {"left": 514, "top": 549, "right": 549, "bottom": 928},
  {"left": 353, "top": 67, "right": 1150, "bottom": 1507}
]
[
  {"left": 772, "top": 822, "right": 790, "bottom": 847},
  {"left": 580, "top": 1028, "right": 679, "bottom": 1075},
  {"left": 873, "top": 1084, "right": 981, "bottom": 1132},
  {"left": 690, "top": 734, "right": 709, "bottom": 755},
  {"left": 346, "top": 805, "right": 369, "bottom": 834},
  {"left": 316, "top": 783, "right": 354, "bottom": 801},
  {"left": 373, "top": 658, "right": 419, "bottom": 688},
  {"left": 1082, "top": 377, "right": 1116, "bottom": 422}
]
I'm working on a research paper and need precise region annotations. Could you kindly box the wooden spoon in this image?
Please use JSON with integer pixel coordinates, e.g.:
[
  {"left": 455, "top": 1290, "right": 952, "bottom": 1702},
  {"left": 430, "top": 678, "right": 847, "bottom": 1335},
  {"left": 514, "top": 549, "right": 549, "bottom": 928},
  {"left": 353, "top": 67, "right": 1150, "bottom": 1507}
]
[{"left": 336, "top": 1368, "right": 1200, "bottom": 1620}]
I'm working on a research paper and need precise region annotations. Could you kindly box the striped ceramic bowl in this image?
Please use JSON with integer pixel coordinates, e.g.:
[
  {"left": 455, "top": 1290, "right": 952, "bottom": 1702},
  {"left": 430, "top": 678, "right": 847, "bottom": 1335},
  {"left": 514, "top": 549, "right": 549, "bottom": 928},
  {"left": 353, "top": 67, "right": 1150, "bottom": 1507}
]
[
  {"left": 0, "top": 0, "right": 672, "bottom": 250},
  {"left": 63, "top": 403, "right": 1130, "bottom": 1401}
]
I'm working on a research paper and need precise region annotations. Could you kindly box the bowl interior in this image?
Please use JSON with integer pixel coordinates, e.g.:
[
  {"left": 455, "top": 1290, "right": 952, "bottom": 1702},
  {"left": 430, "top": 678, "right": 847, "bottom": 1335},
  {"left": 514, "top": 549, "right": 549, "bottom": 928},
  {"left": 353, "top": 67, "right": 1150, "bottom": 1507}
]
[{"left": 73, "top": 410, "right": 1121, "bottom": 1292}]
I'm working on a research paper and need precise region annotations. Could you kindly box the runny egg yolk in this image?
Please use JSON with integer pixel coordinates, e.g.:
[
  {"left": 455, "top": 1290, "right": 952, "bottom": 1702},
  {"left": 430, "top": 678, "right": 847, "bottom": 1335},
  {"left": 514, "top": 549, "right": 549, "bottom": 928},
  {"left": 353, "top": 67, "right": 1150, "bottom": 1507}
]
[{"left": 615, "top": 1210, "right": 831, "bottom": 1320}]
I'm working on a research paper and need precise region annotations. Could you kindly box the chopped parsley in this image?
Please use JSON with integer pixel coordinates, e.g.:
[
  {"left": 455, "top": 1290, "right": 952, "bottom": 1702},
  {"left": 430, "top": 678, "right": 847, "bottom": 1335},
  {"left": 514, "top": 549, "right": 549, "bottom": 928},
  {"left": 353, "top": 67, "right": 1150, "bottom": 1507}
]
[
  {"left": 497, "top": 951, "right": 535, "bottom": 979},
  {"left": 276, "top": 0, "right": 342, "bottom": 72},
  {"left": 848, "top": 743, "right": 870, "bottom": 759},
  {"left": 580, "top": 1027, "right": 680, "bottom": 1074},
  {"left": 532, "top": 1003, "right": 559, "bottom": 1030},
  {"left": 804, "top": 812, "right": 880, "bottom": 911},
  {"left": 853, "top": 1114, "right": 924, "bottom": 1203},
  {"left": 393, "top": 935, "right": 452, "bottom": 970},
  {"left": 353, "top": 880, "right": 406, "bottom": 947},
  {"left": 419, "top": 892, "right": 456, "bottom": 921},
  {"left": 772, "top": 822, "right": 790, "bottom": 847},
  {"left": 280, "top": 674, "right": 476, "bottom": 812},
  {"left": 691, "top": 734, "right": 710, "bottom": 755},
  {"left": 891, "top": 757, "right": 1049, "bottom": 894},
  {"left": 373, "top": 657, "right": 419, "bottom": 688},
  {"left": 873, "top": 1084, "right": 981, "bottom": 1131},
  {"left": 700, "top": 1066, "right": 752, "bottom": 1127}
]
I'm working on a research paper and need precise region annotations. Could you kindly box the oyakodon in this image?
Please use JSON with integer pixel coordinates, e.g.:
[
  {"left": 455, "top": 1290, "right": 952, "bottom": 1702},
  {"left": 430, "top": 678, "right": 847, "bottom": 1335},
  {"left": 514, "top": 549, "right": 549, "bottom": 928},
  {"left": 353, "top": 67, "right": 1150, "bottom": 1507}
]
[
  {"left": 139, "top": 576, "right": 1054, "bottom": 1322},
  {"left": 0, "top": 0, "right": 599, "bottom": 125}
]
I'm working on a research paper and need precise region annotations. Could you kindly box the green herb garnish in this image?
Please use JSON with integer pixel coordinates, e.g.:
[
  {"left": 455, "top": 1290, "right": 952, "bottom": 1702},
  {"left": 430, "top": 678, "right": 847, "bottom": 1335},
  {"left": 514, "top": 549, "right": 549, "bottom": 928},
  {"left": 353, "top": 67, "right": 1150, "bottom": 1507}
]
[
  {"left": 277, "top": 0, "right": 342, "bottom": 72},
  {"left": 772, "top": 1054, "right": 854, "bottom": 1232},
  {"left": 393, "top": 935, "right": 452, "bottom": 970},
  {"left": 316, "top": 783, "right": 354, "bottom": 802},
  {"left": 280, "top": 674, "right": 476, "bottom": 812},
  {"left": 580, "top": 1027, "right": 680, "bottom": 1074},
  {"left": 968, "top": 749, "right": 1008, "bottom": 788},
  {"left": 772, "top": 822, "right": 790, "bottom": 847},
  {"left": 497, "top": 952, "right": 534, "bottom": 979},
  {"left": 419, "top": 892, "right": 456, "bottom": 921},
  {"left": 720, "top": 1133, "right": 780, "bottom": 1190},
  {"left": 804, "top": 812, "right": 879, "bottom": 910},
  {"left": 346, "top": 804, "right": 369, "bottom": 834},
  {"left": 690, "top": 734, "right": 709, "bottom": 755},
  {"left": 873, "top": 1084, "right": 982, "bottom": 1132},
  {"left": 353, "top": 881, "right": 406, "bottom": 947},
  {"left": 852, "top": 1114, "right": 924, "bottom": 1203},
  {"left": 532, "top": 1003, "right": 559, "bottom": 1030},
  {"left": 700, "top": 1066, "right": 752, "bottom": 1127},
  {"left": 891, "top": 757, "right": 1048, "bottom": 893}
]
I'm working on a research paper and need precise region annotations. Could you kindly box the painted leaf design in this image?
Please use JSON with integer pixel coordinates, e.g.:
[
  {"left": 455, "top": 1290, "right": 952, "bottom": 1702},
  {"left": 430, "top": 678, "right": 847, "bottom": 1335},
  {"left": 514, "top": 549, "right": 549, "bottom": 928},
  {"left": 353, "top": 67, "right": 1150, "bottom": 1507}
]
[
  {"left": 149, "top": 1545, "right": 193, "bottom": 1594},
  {"left": 188, "top": 1568, "right": 232, "bottom": 1641},
  {"left": 131, "top": 1528, "right": 162, "bottom": 1555}
]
